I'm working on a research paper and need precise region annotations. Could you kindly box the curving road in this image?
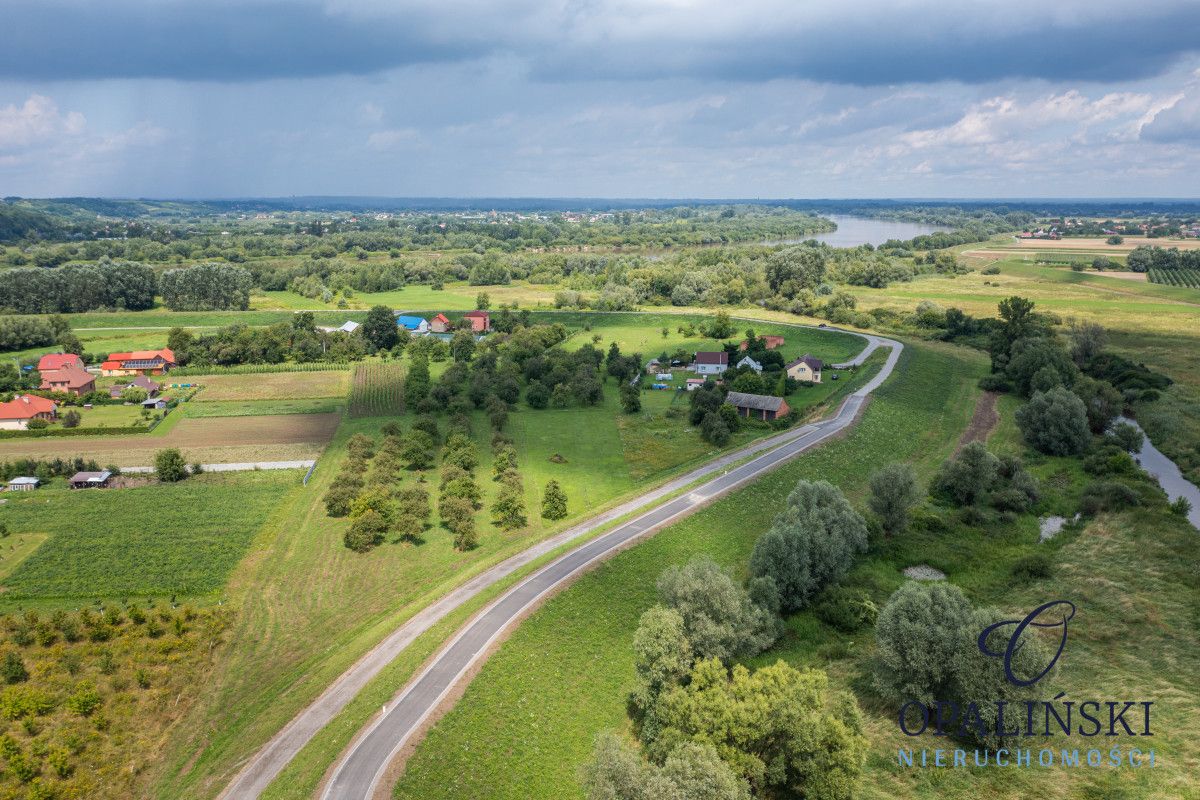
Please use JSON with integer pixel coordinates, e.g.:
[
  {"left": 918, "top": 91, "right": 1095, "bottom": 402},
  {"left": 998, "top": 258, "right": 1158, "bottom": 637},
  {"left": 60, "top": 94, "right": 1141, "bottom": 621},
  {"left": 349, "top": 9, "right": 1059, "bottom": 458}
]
[{"left": 220, "top": 329, "right": 901, "bottom": 800}]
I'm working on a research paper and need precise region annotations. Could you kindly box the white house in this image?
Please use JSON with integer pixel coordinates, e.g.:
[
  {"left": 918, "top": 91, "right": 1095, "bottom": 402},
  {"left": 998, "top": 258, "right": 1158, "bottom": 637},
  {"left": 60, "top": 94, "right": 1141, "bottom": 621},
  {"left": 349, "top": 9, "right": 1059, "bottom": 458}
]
[
  {"left": 691, "top": 351, "right": 729, "bottom": 376},
  {"left": 736, "top": 356, "right": 763, "bottom": 373},
  {"left": 786, "top": 355, "right": 824, "bottom": 383}
]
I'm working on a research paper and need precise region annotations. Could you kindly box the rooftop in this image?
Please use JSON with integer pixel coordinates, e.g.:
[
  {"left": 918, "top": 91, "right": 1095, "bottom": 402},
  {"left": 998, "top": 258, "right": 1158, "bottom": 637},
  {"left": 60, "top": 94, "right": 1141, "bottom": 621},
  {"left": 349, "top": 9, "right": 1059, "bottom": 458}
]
[{"left": 725, "top": 391, "right": 787, "bottom": 412}]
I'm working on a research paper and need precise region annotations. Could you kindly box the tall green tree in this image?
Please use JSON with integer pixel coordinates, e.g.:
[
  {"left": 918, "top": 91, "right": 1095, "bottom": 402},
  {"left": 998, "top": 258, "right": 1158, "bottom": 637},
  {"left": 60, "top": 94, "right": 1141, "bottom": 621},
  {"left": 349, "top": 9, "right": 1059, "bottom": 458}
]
[{"left": 362, "top": 305, "right": 399, "bottom": 352}]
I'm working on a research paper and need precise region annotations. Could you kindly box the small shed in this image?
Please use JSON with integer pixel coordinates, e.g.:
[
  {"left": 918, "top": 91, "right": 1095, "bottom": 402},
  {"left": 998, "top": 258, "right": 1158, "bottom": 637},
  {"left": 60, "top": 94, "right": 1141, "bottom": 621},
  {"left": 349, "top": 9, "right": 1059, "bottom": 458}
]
[
  {"left": 655, "top": 372, "right": 673, "bottom": 381},
  {"left": 725, "top": 391, "right": 791, "bottom": 421},
  {"left": 69, "top": 470, "right": 113, "bottom": 489},
  {"left": 685, "top": 378, "right": 705, "bottom": 391},
  {"left": 7, "top": 477, "right": 39, "bottom": 492}
]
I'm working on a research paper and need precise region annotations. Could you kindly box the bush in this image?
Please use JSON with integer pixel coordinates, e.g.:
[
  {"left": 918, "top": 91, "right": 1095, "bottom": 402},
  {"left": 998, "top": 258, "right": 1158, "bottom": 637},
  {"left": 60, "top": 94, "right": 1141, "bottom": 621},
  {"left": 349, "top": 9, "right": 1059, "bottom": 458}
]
[
  {"left": 1, "top": 652, "right": 28, "bottom": 684},
  {"left": 868, "top": 463, "right": 920, "bottom": 535},
  {"left": 814, "top": 587, "right": 878, "bottom": 632},
  {"left": 749, "top": 479, "right": 868, "bottom": 612},
  {"left": 61, "top": 410, "right": 81, "bottom": 429},
  {"left": 933, "top": 442, "right": 999, "bottom": 506},
  {"left": 1082, "top": 444, "right": 1138, "bottom": 477},
  {"left": 1010, "top": 553, "right": 1054, "bottom": 582},
  {"left": 699, "top": 411, "right": 731, "bottom": 446},
  {"left": 1079, "top": 480, "right": 1141, "bottom": 515},
  {"left": 1015, "top": 387, "right": 1091, "bottom": 456},
  {"left": 873, "top": 582, "right": 973, "bottom": 705},
  {"left": 154, "top": 448, "right": 188, "bottom": 482},
  {"left": 1108, "top": 422, "right": 1144, "bottom": 453},
  {"left": 1171, "top": 496, "right": 1193, "bottom": 518}
]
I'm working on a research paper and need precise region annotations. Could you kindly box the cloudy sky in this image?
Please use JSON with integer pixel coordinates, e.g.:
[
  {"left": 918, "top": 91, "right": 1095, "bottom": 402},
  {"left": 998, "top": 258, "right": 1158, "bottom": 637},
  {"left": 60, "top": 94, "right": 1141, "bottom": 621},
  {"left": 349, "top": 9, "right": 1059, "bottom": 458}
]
[{"left": 3, "top": 0, "right": 1199, "bottom": 199}]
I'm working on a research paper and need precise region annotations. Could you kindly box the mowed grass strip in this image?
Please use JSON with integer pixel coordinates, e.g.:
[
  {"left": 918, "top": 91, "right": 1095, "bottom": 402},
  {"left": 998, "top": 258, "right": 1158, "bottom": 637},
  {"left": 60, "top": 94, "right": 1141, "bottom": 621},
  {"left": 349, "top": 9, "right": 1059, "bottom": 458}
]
[
  {"left": 190, "top": 370, "right": 352, "bottom": 401},
  {"left": 0, "top": 471, "right": 303, "bottom": 604},
  {"left": 391, "top": 341, "right": 984, "bottom": 800},
  {"left": 184, "top": 398, "right": 344, "bottom": 418}
]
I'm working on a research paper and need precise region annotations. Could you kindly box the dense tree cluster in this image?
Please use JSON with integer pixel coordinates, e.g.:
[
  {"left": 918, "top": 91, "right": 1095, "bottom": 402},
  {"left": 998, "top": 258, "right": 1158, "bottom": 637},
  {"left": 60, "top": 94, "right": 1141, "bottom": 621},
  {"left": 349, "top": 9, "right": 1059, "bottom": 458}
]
[
  {"left": 1125, "top": 244, "right": 1200, "bottom": 273},
  {"left": 0, "top": 261, "right": 156, "bottom": 314},
  {"left": 160, "top": 263, "right": 253, "bottom": 311},
  {"left": 166, "top": 315, "right": 367, "bottom": 368}
]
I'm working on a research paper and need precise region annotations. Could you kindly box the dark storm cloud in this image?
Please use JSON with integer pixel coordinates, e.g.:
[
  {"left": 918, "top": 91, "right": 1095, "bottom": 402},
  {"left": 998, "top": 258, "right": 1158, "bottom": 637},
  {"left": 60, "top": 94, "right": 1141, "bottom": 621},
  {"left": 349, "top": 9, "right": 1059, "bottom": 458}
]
[{"left": 2, "top": 0, "right": 1198, "bottom": 86}]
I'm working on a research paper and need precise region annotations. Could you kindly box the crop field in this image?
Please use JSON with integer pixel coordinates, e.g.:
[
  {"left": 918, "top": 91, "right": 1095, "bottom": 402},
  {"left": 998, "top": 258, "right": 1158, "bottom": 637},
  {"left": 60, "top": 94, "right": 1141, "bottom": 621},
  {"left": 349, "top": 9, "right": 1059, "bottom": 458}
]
[
  {"left": 0, "top": 413, "right": 340, "bottom": 465},
  {"left": 348, "top": 362, "right": 406, "bottom": 417},
  {"left": 1149, "top": 268, "right": 1200, "bottom": 288},
  {"left": 0, "top": 470, "right": 302, "bottom": 606},
  {"left": 188, "top": 370, "right": 351, "bottom": 401},
  {"left": 184, "top": 398, "right": 344, "bottom": 418}
]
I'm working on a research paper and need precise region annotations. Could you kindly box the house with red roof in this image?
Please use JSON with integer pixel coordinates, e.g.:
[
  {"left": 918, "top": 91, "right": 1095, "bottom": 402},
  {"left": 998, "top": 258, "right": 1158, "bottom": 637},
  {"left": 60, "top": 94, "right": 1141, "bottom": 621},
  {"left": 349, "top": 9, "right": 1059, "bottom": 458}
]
[
  {"left": 430, "top": 313, "right": 452, "bottom": 333},
  {"left": 462, "top": 310, "right": 491, "bottom": 333},
  {"left": 36, "top": 353, "right": 83, "bottom": 373},
  {"left": 40, "top": 365, "right": 96, "bottom": 396},
  {"left": 100, "top": 348, "right": 176, "bottom": 376},
  {"left": 0, "top": 395, "right": 57, "bottom": 430}
]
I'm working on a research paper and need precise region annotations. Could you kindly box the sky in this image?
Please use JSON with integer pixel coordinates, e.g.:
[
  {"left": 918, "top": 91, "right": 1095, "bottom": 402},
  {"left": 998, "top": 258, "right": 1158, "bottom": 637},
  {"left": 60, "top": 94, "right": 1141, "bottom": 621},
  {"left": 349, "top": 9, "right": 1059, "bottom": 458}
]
[{"left": 2, "top": 0, "right": 1200, "bottom": 199}]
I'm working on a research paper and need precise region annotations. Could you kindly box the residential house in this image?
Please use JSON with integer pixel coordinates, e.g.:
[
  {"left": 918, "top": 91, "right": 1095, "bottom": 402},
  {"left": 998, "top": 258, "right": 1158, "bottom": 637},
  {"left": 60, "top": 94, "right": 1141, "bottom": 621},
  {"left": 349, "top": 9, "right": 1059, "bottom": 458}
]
[
  {"left": 396, "top": 316, "right": 430, "bottom": 334},
  {"left": 40, "top": 364, "right": 96, "bottom": 396},
  {"left": 739, "top": 335, "right": 784, "bottom": 351},
  {"left": 109, "top": 375, "right": 161, "bottom": 399},
  {"left": 785, "top": 355, "right": 823, "bottom": 384},
  {"left": 36, "top": 353, "right": 83, "bottom": 372},
  {"left": 736, "top": 356, "right": 763, "bottom": 373},
  {"left": 0, "top": 395, "right": 57, "bottom": 430},
  {"left": 68, "top": 470, "right": 112, "bottom": 489},
  {"left": 100, "top": 349, "right": 176, "bottom": 376},
  {"left": 463, "top": 310, "right": 491, "bottom": 332},
  {"left": 7, "top": 477, "right": 39, "bottom": 492},
  {"left": 691, "top": 351, "right": 729, "bottom": 376},
  {"left": 430, "top": 313, "right": 452, "bottom": 333},
  {"left": 725, "top": 391, "right": 791, "bottom": 421}
]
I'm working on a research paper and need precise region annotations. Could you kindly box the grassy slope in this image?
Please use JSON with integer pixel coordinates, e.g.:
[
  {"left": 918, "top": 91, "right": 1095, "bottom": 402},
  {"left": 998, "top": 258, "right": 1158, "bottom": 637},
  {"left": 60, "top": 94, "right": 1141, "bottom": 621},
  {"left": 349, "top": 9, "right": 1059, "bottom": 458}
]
[
  {"left": 390, "top": 340, "right": 984, "bottom": 799},
  {"left": 150, "top": 320, "right": 866, "bottom": 800},
  {"left": 393, "top": 338, "right": 1200, "bottom": 800}
]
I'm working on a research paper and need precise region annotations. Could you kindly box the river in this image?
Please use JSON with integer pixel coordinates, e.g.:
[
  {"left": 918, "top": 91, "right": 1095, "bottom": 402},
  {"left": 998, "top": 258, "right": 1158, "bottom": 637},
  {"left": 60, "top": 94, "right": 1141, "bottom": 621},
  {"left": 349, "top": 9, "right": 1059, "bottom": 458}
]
[
  {"left": 769, "top": 214, "right": 951, "bottom": 248},
  {"left": 1122, "top": 416, "right": 1200, "bottom": 529}
]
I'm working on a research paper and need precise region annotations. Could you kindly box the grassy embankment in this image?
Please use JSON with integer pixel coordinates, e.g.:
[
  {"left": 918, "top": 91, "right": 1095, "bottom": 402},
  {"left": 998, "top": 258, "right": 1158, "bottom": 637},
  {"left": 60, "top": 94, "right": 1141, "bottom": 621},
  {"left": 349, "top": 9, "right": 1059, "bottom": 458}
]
[{"left": 391, "top": 337, "right": 1200, "bottom": 800}]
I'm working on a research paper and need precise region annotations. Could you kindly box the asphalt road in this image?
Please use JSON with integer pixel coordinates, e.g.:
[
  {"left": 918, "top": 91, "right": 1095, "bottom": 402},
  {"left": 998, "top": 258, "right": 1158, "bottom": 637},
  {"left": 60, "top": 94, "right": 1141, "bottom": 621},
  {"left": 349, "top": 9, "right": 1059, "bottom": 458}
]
[{"left": 218, "top": 328, "right": 901, "bottom": 800}]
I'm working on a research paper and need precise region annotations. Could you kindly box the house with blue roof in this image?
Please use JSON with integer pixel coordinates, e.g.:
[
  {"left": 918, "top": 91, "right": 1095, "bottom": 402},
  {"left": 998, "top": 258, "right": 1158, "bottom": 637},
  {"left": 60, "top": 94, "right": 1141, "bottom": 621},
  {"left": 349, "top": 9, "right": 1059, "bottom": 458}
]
[{"left": 396, "top": 315, "right": 430, "bottom": 334}]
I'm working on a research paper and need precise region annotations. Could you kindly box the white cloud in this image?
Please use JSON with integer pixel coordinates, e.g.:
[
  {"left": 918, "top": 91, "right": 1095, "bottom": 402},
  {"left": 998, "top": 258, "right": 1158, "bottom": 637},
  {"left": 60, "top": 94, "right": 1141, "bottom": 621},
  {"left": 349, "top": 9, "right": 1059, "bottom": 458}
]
[
  {"left": 366, "top": 127, "right": 419, "bottom": 149},
  {"left": 0, "top": 94, "right": 85, "bottom": 151}
]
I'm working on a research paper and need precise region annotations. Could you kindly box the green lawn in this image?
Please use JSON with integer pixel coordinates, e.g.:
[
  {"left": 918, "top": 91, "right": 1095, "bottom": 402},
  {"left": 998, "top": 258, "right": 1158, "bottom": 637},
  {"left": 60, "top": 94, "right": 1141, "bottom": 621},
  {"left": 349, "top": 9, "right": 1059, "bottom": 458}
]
[{"left": 0, "top": 470, "right": 304, "bottom": 606}]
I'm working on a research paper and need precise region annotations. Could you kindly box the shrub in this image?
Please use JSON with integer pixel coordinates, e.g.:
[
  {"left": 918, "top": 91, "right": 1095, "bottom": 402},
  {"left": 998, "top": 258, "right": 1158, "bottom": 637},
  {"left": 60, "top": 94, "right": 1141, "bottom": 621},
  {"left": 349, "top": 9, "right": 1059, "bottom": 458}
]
[
  {"left": 933, "top": 442, "right": 999, "bottom": 506},
  {"left": 699, "top": 411, "right": 731, "bottom": 446},
  {"left": 1016, "top": 387, "right": 1092, "bottom": 456},
  {"left": 1171, "top": 496, "right": 1193, "bottom": 518},
  {"left": 1010, "top": 553, "right": 1054, "bottom": 582},
  {"left": 749, "top": 480, "right": 868, "bottom": 612},
  {"left": 867, "top": 463, "right": 920, "bottom": 535},
  {"left": 1, "top": 652, "right": 28, "bottom": 684},
  {"left": 1079, "top": 480, "right": 1141, "bottom": 515},
  {"left": 65, "top": 684, "right": 102, "bottom": 717},
  {"left": 1108, "top": 422, "right": 1144, "bottom": 453},
  {"left": 873, "top": 582, "right": 973, "bottom": 705},
  {"left": 582, "top": 734, "right": 749, "bottom": 800},
  {"left": 62, "top": 410, "right": 81, "bottom": 429},
  {"left": 814, "top": 587, "right": 878, "bottom": 632},
  {"left": 154, "top": 448, "right": 188, "bottom": 482},
  {"left": 1082, "top": 444, "right": 1138, "bottom": 477}
]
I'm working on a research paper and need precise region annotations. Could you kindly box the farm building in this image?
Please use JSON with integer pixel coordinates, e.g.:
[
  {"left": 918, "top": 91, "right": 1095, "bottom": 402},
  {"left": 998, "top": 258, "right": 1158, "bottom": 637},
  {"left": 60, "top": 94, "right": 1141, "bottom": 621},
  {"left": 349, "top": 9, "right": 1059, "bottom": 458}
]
[
  {"left": 736, "top": 356, "right": 763, "bottom": 373},
  {"left": 0, "top": 395, "right": 57, "bottom": 430},
  {"left": 396, "top": 316, "right": 430, "bottom": 334},
  {"left": 109, "top": 375, "right": 161, "bottom": 399},
  {"left": 68, "top": 470, "right": 112, "bottom": 489},
  {"left": 39, "top": 364, "right": 96, "bottom": 396},
  {"left": 36, "top": 353, "right": 84, "bottom": 372},
  {"left": 101, "top": 348, "right": 176, "bottom": 376},
  {"left": 786, "top": 355, "right": 823, "bottom": 384},
  {"left": 685, "top": 378, "right": 706, "bottom": 391},
  {"left": 463, "top": 310, "right": 491, "bottom": 332},
  {"left": 725, "top": 391, "right": 791, "bottom": 421},
  {"left": 7, "top": 477, "right": 39, "bottom": 492},
  {"left": 691, "top": 351, "right": 729, "bottom": 376},
  {"left": 430, "top": 313, "right": 452, "bottom": 333},
  {"left": 739, "top": 335, "right": 784, "bottom": 350}
]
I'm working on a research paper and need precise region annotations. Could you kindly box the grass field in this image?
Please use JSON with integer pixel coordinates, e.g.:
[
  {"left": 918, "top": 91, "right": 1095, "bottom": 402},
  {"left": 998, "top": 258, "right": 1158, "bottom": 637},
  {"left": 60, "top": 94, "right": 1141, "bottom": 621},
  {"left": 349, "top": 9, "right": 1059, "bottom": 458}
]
[
  {"left": 391, "top": 338, "right": 1200, "bottom": 800},
  {"left": 184, "top": 398, "right": 344, "bottom": 418},
  {"left": 0, "top": 413, "right": 340, "bottom": 465},
  {"left": 188, "top": 370, "right": 351, "bottom": 401},
  {"left": 0, "top": 470, "right": 303, "bottom": 607}
]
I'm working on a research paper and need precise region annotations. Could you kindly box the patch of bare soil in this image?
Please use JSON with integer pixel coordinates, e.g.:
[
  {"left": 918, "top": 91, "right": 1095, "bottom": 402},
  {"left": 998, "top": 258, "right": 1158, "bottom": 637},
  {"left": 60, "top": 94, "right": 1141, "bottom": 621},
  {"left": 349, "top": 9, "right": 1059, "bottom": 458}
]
[{"left": 956, "top": 391, "right": 999, "bottom": 453}]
